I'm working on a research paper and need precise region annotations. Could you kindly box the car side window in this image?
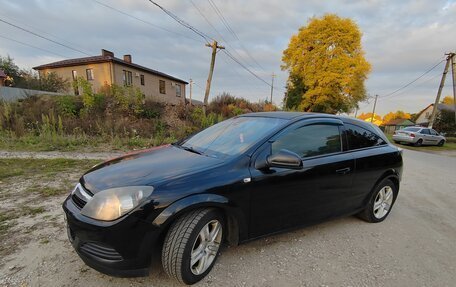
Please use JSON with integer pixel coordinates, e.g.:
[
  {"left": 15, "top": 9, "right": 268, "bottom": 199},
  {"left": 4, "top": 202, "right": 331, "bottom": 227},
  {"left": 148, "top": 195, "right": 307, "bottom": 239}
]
[
  {"left": 430, "top": 129, "right": 439, "bottom": 136},
  {"left": 421, "top": 129, "right": 430, "bottom": 135},
  {"left": 345, "top": 124, "right": 386, "bottom": 150},
  {"left": 272, "top": 124, "right": 341, "bottom": 158}
]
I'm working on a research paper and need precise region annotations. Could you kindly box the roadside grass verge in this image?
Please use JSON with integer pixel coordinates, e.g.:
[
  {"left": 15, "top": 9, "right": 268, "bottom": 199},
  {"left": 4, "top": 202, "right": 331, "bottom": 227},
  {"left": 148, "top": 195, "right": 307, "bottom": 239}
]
[
  {"left": 0, "top": 132, "right": 176, "bottom": 152},
  {"left": 0, "top": 158, "right": 100, "bottom": 181},
  {"left": 386, "top": 135, "right": 456, "bottom": 151},
  {"left": 0, "top": 158, "right": 100, "bottom": 252}
]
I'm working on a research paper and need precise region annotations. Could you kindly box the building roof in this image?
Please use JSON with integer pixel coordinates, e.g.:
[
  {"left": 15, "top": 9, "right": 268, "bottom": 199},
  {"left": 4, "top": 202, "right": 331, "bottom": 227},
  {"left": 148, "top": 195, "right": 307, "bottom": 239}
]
[
  {"left": 0, "top": 69, "right": 6, "bottom": 78},
  {"left": 383, "top": 118, "right": 415, "bottom": 126},
  {"left": 415, "top": 103, "right": 455, "bottom": 120},
  {"left": 32, "top": 52, "right": 188, "bottom": 84}
]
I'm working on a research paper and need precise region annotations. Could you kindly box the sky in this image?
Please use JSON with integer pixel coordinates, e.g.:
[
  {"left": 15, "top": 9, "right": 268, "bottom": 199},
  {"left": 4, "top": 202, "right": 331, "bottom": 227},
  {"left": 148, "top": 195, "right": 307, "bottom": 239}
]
[{"left": 0, "top": 0, "right": 455, "bottom": 116}]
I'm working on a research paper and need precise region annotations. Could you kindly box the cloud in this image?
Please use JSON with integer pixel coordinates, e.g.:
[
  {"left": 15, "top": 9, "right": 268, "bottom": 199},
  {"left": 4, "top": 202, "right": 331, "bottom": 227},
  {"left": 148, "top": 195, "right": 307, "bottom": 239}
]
[{"left": 0, "top": 0, "right": 454, "bottom": 115}]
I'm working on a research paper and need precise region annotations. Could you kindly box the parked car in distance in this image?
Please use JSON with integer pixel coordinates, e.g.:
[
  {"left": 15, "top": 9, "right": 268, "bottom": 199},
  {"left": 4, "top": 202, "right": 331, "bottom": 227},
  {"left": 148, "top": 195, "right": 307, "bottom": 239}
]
[
  {"left": 63, "top": 112, "right": 403, "bottom": 285},
  {"left": 392, "top": 126, "right": 446, "bottom": 146}
]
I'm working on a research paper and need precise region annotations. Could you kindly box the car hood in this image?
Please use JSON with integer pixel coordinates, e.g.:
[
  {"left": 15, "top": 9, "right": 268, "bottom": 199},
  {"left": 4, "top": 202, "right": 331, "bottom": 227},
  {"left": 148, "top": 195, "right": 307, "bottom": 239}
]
[{"left": 81, "top": 145, "right": 224, "bottom": 193}]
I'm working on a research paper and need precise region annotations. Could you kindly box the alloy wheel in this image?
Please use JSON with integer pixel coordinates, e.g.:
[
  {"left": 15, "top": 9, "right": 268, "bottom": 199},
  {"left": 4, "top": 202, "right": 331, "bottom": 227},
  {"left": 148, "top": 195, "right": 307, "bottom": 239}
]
[
  {"left": 373, "top": 186, "right": 394, "bottom": 219},
  {"left": 190, "top": 219, "right": 222, "bottom": 275}
]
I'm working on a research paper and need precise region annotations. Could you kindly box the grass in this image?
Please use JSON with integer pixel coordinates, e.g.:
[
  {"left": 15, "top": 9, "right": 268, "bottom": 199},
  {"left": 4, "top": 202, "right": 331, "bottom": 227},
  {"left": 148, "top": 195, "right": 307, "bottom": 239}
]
[
  {"left": 0, "top": 158, "right": 100, "bottom": 181},
  {"left": 0, "top": 132, "right": 176, "bottom": 152},
  {"left": 26, "top": 186, "right": 66, "bottom": 197},
  {"left": 386, "top": 134, "right": 456, "bottom": 151}
]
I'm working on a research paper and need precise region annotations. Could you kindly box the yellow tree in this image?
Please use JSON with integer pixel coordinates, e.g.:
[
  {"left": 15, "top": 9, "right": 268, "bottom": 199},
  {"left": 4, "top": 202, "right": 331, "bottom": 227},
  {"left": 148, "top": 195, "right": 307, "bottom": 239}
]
[
  {"left": 282, "top": 14, "right": 371, "bottom": 114},
  {"left": 442, "top": 96, "right": 454, "bottom": 105},
  {"left": 383, "top": 110, "right": 411, "bottom": 123}
]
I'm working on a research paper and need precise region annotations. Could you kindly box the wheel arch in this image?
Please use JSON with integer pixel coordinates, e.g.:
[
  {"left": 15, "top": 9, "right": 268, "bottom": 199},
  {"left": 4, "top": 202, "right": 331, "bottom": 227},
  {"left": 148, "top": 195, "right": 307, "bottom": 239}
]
[
  {"left": 152, "top": 194, "right": 246, "bottom": 246},
  {"left": 363, "top": 169, "right": 400, "bottom": 206}
]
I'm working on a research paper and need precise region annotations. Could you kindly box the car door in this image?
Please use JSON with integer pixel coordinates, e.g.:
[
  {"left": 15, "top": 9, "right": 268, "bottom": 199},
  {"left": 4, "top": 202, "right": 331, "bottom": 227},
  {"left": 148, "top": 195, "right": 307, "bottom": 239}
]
[
  {"left": 429, "top": 129, "right": 441, "bottom": 145},
  {"left": 248, "top": 118, "right": 355, "bottom": 238},
  {"left": 420, "top": 128, "right": 433, "bottom": 144}
]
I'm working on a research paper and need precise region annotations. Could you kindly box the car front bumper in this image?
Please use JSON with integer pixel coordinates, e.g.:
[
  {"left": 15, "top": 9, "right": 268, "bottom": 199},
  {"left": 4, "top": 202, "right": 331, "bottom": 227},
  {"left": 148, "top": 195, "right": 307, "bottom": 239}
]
[{"left": 62, "top": 195, "right": 162, "bottom": 277}]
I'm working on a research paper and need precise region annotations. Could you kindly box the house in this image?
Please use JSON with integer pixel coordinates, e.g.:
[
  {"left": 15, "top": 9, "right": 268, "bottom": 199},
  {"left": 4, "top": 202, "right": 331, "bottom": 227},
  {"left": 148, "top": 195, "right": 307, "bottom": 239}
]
[
  {"left": 0, "top": 69, "right": 6, "bottom": 86},
  {"left": 33, "top": 49, "right": 187, "bottom": 105},
  {"left": 382, "top": 118, "right": 415, "bottom": 134},
  {"left": 415, "top": 103, "right": 455, "bottom": 126}
]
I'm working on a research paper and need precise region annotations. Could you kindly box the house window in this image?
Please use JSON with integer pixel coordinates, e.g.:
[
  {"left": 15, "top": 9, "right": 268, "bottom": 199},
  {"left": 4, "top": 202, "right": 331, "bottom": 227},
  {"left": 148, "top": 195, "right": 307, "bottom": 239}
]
[
  {"left": 123, "top": 70, "right": 132, "bottom": 86},
  {"left": 159, "top": 80, "right": 166, "bottom": 94},
  {"left": 176, "top": 84, "right": 182, "bottom": 97},
  {"left": 86, "top": 69, "right": 94, "bottom": 80},
  {"left": 140, "top": 74, "right": 145, "bottom": 86},
  {"left": 71, "top": 70, "right": 79, "bottom": 95}
]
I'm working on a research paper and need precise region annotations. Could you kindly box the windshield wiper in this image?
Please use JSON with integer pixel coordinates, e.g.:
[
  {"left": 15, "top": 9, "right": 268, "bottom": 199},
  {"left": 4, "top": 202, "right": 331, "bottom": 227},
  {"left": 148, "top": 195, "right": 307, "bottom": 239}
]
[{"left": 179, "top": 145, "right": 203, "bottom": 155}]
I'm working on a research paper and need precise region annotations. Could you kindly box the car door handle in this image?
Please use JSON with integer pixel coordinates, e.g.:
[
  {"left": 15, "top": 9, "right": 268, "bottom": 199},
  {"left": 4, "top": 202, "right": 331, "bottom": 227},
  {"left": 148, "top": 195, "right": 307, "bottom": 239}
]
[{"left": 336, "top": 167, "right": 351, "bottom": 174}]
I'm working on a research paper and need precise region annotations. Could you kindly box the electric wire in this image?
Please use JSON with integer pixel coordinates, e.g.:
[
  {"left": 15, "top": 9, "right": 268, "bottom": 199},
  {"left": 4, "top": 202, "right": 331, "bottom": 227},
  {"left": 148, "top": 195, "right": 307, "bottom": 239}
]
[
  {"left": 379, "top": 58, "right": 446, "bottom": 99},
  {"left": 0, "top": 34, "right": 68, "bottom": 58},
  {"left": 147, "top": 0, "right": 213, "bottom": 43},
  {"left": 0, "top": 12, "right": 92, "bottom": 55},
  {"left": 0, "top": 18, "right": 91, "bottom": 56},
  {"left": 92, "top": 0, "right": 202, "bottom": 43},
  {"left": 206, "top": 0, "right": 266, "bottom": 72}
]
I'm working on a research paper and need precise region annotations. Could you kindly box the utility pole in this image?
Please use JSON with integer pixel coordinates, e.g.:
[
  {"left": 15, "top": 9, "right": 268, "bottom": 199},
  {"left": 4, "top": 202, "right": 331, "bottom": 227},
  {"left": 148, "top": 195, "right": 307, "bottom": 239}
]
[
  {"left": 189, "top": 78, "right": 193, "bottom": 106},
  {"left": 370, "top": 94, "right": 378, "bottom": 123},
  {"left": 428, "top": 53, "right": 452, "bottom": 128},
  {"left": 270, "top": 73, "right": 275, "bottom": 104},
  {"left": 451, "top": 53, "right": 456, "bottom": 124},
  {"left": 203, "top": 40, "right": 225, "bottom": 115}
]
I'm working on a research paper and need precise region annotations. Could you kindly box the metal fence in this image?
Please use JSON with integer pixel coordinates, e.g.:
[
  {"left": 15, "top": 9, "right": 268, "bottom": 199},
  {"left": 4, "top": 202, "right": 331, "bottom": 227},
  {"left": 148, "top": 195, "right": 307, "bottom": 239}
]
[{"left": 0, "top": 86, "right": 64, "bottom": 102}]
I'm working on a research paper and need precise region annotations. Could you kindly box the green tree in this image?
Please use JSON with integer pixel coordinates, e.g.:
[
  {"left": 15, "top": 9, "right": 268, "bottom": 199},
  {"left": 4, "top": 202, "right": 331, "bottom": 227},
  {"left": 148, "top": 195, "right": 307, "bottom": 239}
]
[
  {"left": 284, "top": 74, "right": 307, "bottom": 110},
  {"left": 282, "top": 14, "right": 371, "bottom": 114},
  {"left": 0, "top": 55, "right": 20, "bottom": 86}
]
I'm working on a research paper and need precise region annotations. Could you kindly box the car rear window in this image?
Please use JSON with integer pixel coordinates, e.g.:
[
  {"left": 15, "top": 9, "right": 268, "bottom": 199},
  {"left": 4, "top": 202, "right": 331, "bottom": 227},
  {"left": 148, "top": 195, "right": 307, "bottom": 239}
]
[
  {"left": 346, "top": 124, "right": 386, "bottom": 150},
  {"left": 402, "top": 127, "right": 421, "bottom": 132}
]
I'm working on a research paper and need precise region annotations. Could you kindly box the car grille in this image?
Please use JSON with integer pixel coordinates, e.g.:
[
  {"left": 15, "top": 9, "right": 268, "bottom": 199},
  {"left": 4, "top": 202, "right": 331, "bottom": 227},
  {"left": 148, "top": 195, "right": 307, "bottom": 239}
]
[
  {"left": 71, "top": 183, "right": 93, "bottom": 209},
  {"left": 71, "top": 194, "right": 86, "bottom": 209},
  {"left": 80, "top": 242, "right": 123, "bottom": 261}
]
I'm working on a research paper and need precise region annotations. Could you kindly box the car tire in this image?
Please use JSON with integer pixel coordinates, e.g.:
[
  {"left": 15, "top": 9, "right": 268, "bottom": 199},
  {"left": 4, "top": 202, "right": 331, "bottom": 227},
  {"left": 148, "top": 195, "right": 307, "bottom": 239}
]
[
  {"left": 414, "top": 139, "right": 423, "bottom": 146},
  {"left": 162, "top": 208, "right": 224, "bottom": 285},
  {"left": 438, "top": 140, "right": 445, "bottom": 146},
  {"left": 357, "top": 179, "right": 397, "bottom": 223}
]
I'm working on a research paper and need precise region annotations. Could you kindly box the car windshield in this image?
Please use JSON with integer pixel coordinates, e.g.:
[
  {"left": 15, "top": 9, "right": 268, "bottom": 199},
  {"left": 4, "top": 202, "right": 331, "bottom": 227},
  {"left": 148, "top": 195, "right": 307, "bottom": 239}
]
[
  {"left": 402, "top": 127, "right": 421, "bottom": 132},
  {"left": 179, "top": 116, "right": 287, "bottom": 159}
]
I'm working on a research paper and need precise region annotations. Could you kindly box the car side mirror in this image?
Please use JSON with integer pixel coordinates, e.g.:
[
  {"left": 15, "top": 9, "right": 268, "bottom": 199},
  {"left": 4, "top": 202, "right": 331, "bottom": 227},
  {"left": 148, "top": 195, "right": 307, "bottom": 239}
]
[{"left": 267, "top": 149, "right": 303, "bottom": 170}]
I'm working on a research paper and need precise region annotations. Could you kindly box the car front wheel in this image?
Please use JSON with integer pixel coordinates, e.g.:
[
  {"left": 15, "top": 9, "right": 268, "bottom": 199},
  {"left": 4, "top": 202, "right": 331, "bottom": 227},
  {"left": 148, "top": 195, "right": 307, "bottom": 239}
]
[
  {"left": 358, "top": 179, "right": 397, "bottom": 223},
  {"left": 162, "top": 208, "right": 224, "bottom": 285}
]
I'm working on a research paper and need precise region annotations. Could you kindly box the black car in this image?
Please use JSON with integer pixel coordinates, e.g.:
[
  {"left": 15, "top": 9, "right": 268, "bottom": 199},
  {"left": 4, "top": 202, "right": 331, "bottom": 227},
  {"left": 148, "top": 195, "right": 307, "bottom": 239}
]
[{"left": 63, "top": 112, "right": 403, "bottom": 285}]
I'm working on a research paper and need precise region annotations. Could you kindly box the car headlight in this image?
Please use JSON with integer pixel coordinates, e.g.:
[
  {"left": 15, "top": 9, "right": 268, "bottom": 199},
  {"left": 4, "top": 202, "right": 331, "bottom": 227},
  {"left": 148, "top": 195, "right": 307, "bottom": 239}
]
[{"left": 80, "top": 186, "right": 154, "bottom": 221}]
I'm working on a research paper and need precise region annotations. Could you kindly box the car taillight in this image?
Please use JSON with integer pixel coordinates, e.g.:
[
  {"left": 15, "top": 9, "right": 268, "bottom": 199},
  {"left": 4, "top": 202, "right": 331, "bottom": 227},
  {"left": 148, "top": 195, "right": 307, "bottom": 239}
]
[{"left": 410, "top": 133, "right": 415, "bottom": 138}]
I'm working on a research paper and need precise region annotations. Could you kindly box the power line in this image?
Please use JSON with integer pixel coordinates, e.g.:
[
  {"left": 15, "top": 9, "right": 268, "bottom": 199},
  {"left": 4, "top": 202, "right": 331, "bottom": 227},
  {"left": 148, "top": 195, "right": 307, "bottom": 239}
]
[
  {"left": 189, "top": 0, "right": 262, "bottom": 76},
  {"left": 92, "top": 0, "right": 201, "bottom": 43},
  {"left": 0, "top": 18, "right": 91, "bottom": 56},
  {"left": 146, "top": 1, "right": 280, "bottom": 94},
  {"left": 0, "top": 12, "right": 92, "bottom": 55},
  {"left": 0, "top": 34, "right": 68, "bottom": 58},
  {"left": 379, "top": 58, "right": 446, "bottom": 99},
  {"left": 147, "top": 0, "right": 213, "bottom": 43},
  {"left": 207, "top": 0, "right": 266, "bottom": 72}
]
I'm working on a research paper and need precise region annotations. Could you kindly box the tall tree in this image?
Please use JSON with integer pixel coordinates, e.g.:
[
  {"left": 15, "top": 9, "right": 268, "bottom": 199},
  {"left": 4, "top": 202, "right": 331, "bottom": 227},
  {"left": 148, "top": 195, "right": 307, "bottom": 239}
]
[{"left": 282, "top": 14, "right": 371, "bottom": 114}]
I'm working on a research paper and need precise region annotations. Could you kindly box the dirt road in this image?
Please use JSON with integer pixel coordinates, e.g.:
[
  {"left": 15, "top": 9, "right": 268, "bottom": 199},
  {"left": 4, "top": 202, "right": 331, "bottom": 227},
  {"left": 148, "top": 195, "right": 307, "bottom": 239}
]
[{"left": 1, "top": 149, "right": 455, "bottom": 287}]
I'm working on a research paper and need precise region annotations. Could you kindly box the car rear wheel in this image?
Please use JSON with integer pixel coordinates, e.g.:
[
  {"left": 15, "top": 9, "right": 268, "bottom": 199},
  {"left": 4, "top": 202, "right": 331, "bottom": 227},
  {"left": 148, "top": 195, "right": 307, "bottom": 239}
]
[
  {"left": 357, "top": 179, "right": 397, "bottom": 223},
  {"left": 414, "top": 139, "right": 423, "bottom": 146},
  {"left": 438, "top": 140, "right": 445, "bottom": 146},
  {"left": 162, "top": 208, "right": 224, "bottom": 285}
]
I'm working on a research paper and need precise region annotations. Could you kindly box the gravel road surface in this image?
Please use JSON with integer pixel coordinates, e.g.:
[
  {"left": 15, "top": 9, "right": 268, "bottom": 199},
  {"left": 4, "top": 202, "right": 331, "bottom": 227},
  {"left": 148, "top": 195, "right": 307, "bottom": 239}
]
[{"left": 0, "top": 149, "right": 455, "bottom": 287}]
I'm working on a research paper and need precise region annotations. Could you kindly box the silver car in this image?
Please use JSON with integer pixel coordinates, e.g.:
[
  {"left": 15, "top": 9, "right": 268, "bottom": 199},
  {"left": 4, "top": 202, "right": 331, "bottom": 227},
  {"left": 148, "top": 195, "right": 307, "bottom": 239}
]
[{"left": 392, "top": 127, "right": 446, "bottom": 146}]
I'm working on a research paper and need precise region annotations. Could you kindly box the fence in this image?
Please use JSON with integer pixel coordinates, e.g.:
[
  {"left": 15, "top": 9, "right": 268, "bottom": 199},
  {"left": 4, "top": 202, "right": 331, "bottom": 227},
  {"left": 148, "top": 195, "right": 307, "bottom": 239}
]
[{"left": 0, "top": 86, "right": 64, "bottom": 102}]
